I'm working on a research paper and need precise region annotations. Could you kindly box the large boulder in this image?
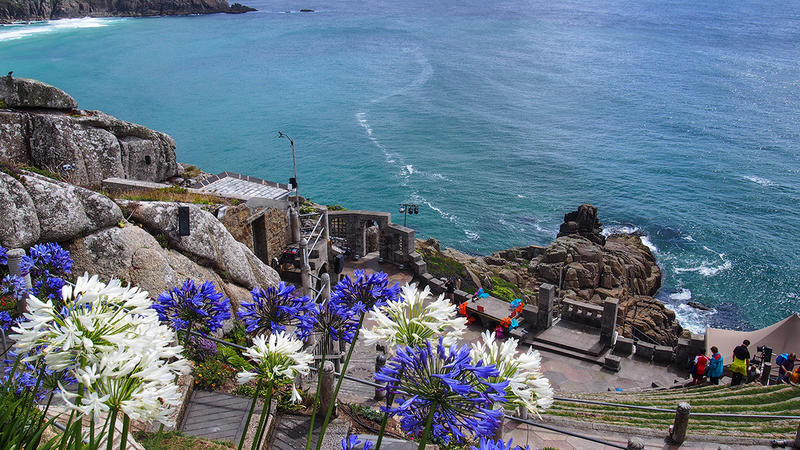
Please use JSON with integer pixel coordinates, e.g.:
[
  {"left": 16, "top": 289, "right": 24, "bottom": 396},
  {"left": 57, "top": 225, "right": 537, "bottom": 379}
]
[
  {"left": 21, "top": 171, "right": 122, "bottom": 242},
  {"left": 0, "top": 111, "right": 29, "bottom": 163},
  {"left": 0, "top": 76, "right": 77, "bottom": 110},
  {"left": 117, "top": 200, "right": 279, "bottom": 290},
  {"left": 0, "top": 78, "right": 180, "bottom": 187},
  {"left": 65, "top": 225, "right": 253, "bottom": 306},
  {"left": 0, "top": 171, "right": 40, "bottom": 248},
  {"left": 28, "top": 114, "right": 125, "bottom": 186}
]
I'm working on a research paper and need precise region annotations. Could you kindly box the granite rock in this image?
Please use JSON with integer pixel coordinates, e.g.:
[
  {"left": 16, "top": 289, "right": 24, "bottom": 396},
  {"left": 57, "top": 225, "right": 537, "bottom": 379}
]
[
  {"left": 0, "top": 171, "right": 40, "bottom": 248},
  {"left": 0, "top": 76, "right": 77, "bottom": 110}
]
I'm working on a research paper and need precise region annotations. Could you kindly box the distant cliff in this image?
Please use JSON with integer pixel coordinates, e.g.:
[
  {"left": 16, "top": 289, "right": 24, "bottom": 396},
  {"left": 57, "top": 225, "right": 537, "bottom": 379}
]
[{"left": 0, "top": 0, "right": 254, "bottom": 22}]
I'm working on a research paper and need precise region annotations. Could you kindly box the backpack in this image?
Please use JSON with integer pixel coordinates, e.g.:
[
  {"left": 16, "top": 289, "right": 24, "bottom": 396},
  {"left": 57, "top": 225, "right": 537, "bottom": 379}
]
[{"left": 776, "top": 353, "right": 789, "bottom": 366}]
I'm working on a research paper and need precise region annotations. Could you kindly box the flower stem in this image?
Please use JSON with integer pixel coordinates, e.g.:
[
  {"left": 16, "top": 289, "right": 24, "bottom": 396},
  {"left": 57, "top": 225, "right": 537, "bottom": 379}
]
[
  {"left": 251, "top": 379, "right": 275, "bottom": 450},
  {"left": 314, "top": 312, "right": 365, "bottom": 450},
  {"left": 106, "top": 409, "right": 118, "bottom": 450},
  {"left": 184, "top": 320, "right": 194, "bottom": 347},
  {"left": 238, "top": 378, "right": 264, "bottom": 450},
  {"left": 417, "top": 402, "right": 438, "bottom": 450},
  {"left": 118, "top": 414, "right": 130, "bottom": 450},
  {"left": 374, "top": 392, "right": 395, "bottom": 450},
  {"left": 305, "top": 334, "right": 328, "bottom": 450}
]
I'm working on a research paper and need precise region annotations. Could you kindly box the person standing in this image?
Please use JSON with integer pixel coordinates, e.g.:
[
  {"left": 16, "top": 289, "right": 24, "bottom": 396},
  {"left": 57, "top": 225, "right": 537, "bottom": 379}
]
[
  {"left": 777, "top": 353, "right": 797, "bottom": 384},
  {"left": 445, "top": 277, "right": 456, "bottom": 303},
  {"left": 708, "top": 346, "right": 724, "bottom": 385},
  {"left": 691, "top": 353, "right": 710, "bottom": 385},
  {"left": 730, "top": 339, "right": 751, "bottom": 386}
]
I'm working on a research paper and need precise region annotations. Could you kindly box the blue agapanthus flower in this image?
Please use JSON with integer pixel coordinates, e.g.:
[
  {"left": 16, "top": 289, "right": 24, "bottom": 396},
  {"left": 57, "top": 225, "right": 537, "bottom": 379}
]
[
  {"left": 0, "top": 246, "right": 7, "bottom": 266},
  {"left": 152, "top": 279, "right": 231, "bottom": 334},
  {"left": 237, "top": 282, "right": 317, "bottom": 340},
  {"left": 0, "top": 310, "right": 11, "bottom": 331},
  {"left": 341, "top": 435, "right": 374, "bottom": 450},
  {"left": 471, "top": 438, "right": 529, "bottom": 450},
  {"left": 1, "top": 274, "right": 29, "bottom": 301},
  {"left": 313, "top": 293, "right": 364, "bottom": 343},
  {"left": 331, "top": 269, "right": 400, "bottom": 313},
  {"left": 376, "top": 338, "right": 508, "bottom": 445},
  {"left": 3, "top": 349, "right": 76, "bottom": 400},
  {"left": 27, "top": 243, "right": 72, "bottom": 300}
]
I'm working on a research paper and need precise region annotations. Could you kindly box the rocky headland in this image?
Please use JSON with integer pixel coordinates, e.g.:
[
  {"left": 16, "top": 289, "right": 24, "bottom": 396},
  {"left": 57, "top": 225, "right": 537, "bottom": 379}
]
[
  {"left": 417, "top": 204, "right": 683, "bottom": 346},
  {"left": 0, "top": 0, "right": 254, "bottom": 22},
  {"left": 0, "top": 76, "right": 276, "bottom": 314}
]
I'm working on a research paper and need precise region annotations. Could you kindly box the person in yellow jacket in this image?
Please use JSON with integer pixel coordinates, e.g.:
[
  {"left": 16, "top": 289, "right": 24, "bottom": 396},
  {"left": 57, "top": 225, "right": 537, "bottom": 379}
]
[{"left": 730, "top": 339, "right": 750, "bottom": 386}]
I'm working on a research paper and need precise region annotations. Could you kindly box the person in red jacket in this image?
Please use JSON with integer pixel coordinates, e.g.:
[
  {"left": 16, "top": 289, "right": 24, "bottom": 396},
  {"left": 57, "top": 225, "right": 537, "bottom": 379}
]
[{"left": 691, "top": 353, "right": 710, "bottom": 385}]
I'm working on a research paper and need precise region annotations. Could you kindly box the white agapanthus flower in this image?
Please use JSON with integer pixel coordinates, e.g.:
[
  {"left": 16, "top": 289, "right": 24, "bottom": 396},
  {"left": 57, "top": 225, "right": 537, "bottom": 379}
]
[
  {"left": 237, "top": 331, "right": 313, "bottom": 403},
  {"left": 361, "top": 283, "right": 466, "bottom": 351},
  {"left": 11, "top": 273, "right": 190, "bottom": 425},
  {"left": 470, "top": 330, "right": 554, "bottom": 417}
]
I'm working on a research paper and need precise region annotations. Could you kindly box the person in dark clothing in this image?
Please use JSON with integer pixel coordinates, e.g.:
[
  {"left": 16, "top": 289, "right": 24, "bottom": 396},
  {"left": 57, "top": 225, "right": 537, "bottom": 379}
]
[
  {"left": 445, "top": 277, "right": 456, "bottom": 303},
  {"left": 730, "top": 339, "right": 751, "bottom": 386}
]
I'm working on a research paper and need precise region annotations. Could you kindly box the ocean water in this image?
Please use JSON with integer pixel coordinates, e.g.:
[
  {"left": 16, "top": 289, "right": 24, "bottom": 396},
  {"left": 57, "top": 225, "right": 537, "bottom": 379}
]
[{"left": 2, "top": 0, "right": 799, "bottom": 332}]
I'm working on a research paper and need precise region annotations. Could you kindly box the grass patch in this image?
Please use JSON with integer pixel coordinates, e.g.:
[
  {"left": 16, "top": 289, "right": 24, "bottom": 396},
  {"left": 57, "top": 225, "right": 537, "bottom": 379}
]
[
  {"left": 133, "top": 430, "right": 234, "bottom": 449},
  {"left": 488, "top": 276, "right": 520, "bottom": 301},
  {"left": 20, "top": 165, "right": 64, "bottom": 181},
  {"left": 326, "top": 204, "right": 346, "bottom": 211},
  {"left": 183, "top": 165, "right": 202, "bottom": 179},
  {"left": 113, "top": 186, "right": 238, "bottom": 205}
]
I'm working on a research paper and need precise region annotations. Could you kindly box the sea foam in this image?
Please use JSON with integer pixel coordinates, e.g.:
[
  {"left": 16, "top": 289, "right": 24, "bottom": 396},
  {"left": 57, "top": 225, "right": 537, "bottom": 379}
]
[{"left": 0, "top": 17, "right": 120, "bottom": 41}]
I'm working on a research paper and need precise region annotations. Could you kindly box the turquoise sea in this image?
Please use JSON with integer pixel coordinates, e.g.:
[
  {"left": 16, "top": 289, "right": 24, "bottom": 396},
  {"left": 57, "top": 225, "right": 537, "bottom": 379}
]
[{"left": 2, "top": 0, "right": 799, "bottom": 332}]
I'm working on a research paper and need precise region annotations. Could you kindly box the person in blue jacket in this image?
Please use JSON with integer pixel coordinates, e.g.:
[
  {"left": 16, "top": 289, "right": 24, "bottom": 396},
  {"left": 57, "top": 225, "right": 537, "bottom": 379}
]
[{"left": 708, "top": 346, "right": 724, "bottom": 385}]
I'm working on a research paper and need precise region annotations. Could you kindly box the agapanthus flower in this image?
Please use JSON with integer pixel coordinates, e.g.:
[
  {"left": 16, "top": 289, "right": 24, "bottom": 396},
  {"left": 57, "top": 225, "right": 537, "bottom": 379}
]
[
  {"left": 0, "top": 246, "right": 7, "bottom": 266},
  {"left": 376, "top": 338, "right": 508, "bottom": 445},
  {"left": 313, "top": 294, "right": 362, "bottom": 343},
  {"left": 152, "top": 279, "right": 231, "bottom": 334},
  {"left": 27, "top": 242, "right": 72, "bottom": 300},
  {"left": 237, "top": 282, "right": 316, "bottom": 340},
  {"left": 11, "top": 274, "right": 190, "bottom": 424},
  {"left": 0, "top": 310, "right": 11, "bottom": 331},
  {"left": 361, "top": 283, "right": 466, "bottom": 351},
  {"left": 2, "top": 348, "right": 77, "bottom": 400},
  {"left": 341, "top": 435, "right": 374, "bottom": 450},
  {"left": 471, "top": 438, "right": 530, "bottom": 450},
  {"left": 331, "top": 269, "right": 400, "bottom": 313},
  {"left": 470, "top": 331, "right": 553, "bottom": 417},
  {"left": 236, "top": 331, "right": 313, "bottom": 403},
  {"left": 1, "top": 274, "right": 30, "bottom": 301}
]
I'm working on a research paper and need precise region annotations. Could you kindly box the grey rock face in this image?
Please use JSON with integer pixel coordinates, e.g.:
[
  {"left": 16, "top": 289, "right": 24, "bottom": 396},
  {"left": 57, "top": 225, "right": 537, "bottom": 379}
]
[
  {"left": 117, "top": 200, "right": 280, "bottom": 289},
  {"left": 0, "top": 77, "right": 78, "bottom": 110},
  {"left": 0, "top": 111, "right": 29, "bottom": 163},
  {"left": 28, "top": 114, "right": 125, "bottom": 186},
  {"left": 0, "top": 107, "right": 180, "bottom": 187},
  {"left": 21, "top": 172, "right": 122, "bottom": 242},
  {"left": 0, "top": 171, "right": 40, "bottom": 248},
  {"left": 1, "top": 0, "right": 252, "bottom": 21}
]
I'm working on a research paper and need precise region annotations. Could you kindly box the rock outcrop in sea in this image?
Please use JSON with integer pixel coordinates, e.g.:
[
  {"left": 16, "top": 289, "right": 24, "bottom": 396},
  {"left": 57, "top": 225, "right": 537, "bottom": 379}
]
[
  {"left": 417, "top": 204, "right": 683, "bottom": 345},
  {"left": 0, "top": 0, "right": 254, "bottom": 22},
  {"left": 0, "top": 76, "right": 277, "bottom": 309}
]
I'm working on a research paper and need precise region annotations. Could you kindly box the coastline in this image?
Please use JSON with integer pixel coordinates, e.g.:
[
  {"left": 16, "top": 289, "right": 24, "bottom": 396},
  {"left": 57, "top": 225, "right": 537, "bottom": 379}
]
[{"left": 0, "top": 0, "right": 254, "bottom": 23}]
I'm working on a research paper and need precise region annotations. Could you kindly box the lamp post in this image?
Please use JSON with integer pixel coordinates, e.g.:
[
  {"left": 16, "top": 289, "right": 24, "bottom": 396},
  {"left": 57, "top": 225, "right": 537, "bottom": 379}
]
[
  {"left": 277, "top": 131, "right": 298, "bottom": 208},
  {"left": 398, "top": 203, "right": 419, "bottom": 227}
]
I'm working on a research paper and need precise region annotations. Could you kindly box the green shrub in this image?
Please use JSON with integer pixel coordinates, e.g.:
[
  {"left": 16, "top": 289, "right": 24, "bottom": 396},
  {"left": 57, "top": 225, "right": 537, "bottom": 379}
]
[
  {"left": 193, "top": 358, "right": 236, "bottom": 391},
  {"left": 225, "top": 322, "right": 249, "bottom": 346},
  {"left": 488, "top": 276, "right": 520, "bottom": 302},
  {"left": 217, "top": 345, "right": 252, "bottom": 372}
]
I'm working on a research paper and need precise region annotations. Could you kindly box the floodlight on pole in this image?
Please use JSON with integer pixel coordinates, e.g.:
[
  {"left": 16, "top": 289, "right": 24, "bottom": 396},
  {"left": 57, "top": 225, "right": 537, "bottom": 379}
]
[{"left": 277, "top": 131, "right": 299, "bottom": 208}]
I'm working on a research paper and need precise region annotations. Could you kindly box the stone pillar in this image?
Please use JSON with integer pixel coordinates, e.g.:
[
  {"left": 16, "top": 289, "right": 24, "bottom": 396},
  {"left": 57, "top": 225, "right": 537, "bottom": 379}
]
[
  {"left": 290, "top": 208, "right": 300, "bottom": 244},
  {"left": 669, "top": 402, "right": 691, "bottom": 444},
  {"left": 300, "top": 238, "right": 311, "bottom": 297},
  {"left": 626, "top": 437, "right": 645, "bottom": 450},
  {"left": 516, "top": 406, "right": 528, "bottom": 420},
  {"left": 600, "top": 297, "right": 619, "bottom": 348},
  {"left": 322, "top": 209, "right": 330, "bottom": 243},
  {"left": 536, "top": 284, "right": 555, "bottom": 330},
  {"left": 374, "top": 352, "right": 386, "bottom": 400},
  {"left": 321, "top": 273, "right": 331, "bottom": 302},
  {"left": 319, "top": 361, "right": 336, "bottom": 418},
  {"left": 493, "top": 410, "right": 504, "bottom": 440},
  {"left": 7, "top": 248, "right": 32, "bottom": 314},
  {"left": 761, "top": 363, "right": 772, "bottom": 385}
]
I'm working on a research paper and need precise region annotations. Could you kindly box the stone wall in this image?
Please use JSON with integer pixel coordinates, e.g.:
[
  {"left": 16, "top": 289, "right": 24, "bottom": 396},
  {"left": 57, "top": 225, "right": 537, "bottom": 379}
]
[
  {"left": 327, "top": 210, "right": 416, "bottom": 266},
  {"left": 264, "top": 207, "right": 290, "bottom": 265}
]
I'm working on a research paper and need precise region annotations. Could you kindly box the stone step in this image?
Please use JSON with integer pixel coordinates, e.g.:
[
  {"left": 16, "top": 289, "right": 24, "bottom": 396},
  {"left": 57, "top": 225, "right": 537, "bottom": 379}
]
[{"left": 524, "top": 339, "right": 606, "bottom": 366}]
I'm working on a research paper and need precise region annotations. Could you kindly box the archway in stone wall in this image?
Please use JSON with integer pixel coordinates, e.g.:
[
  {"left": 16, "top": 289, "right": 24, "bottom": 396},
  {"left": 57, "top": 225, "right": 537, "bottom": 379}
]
[{"left": 360, "top": 219, "right": 380, "bottom": 257}]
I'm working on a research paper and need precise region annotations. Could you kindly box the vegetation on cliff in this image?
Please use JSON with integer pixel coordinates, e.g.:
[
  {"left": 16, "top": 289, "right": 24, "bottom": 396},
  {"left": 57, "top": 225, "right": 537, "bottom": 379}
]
[{"left": 0, "top": 0, "right": 253, "bottom": 23}]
